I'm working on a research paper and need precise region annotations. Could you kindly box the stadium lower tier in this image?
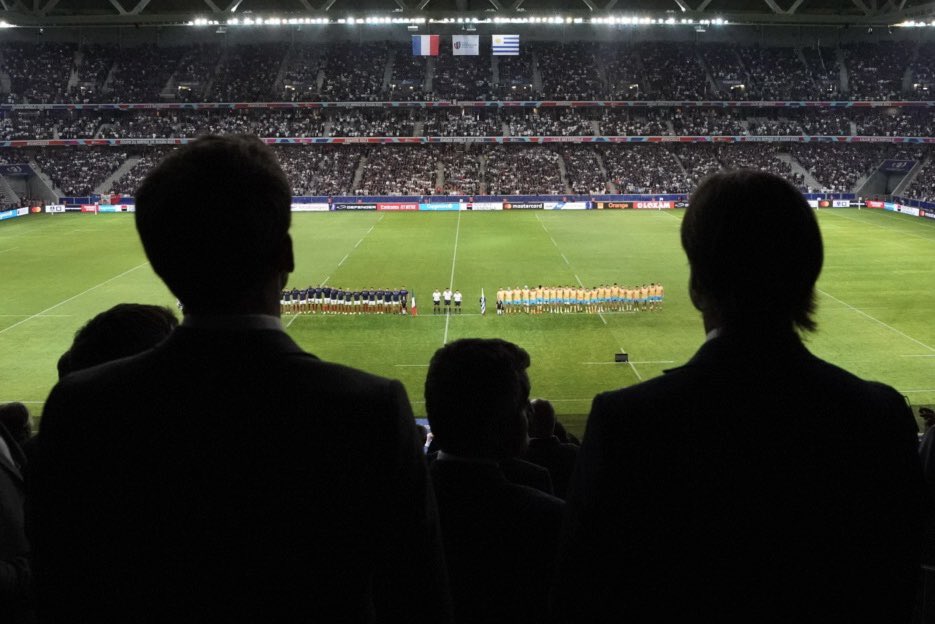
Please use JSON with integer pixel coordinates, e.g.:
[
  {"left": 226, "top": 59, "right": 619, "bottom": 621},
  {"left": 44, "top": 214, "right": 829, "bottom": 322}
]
[{"left": 0, "top": 142, "right": 932, "bottom": 205}]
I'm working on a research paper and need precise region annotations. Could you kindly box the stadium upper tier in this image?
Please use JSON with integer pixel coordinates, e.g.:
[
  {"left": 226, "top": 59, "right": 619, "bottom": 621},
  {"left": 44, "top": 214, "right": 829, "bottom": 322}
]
[
  {"left": 3, "top": 40, "right": 935, "bottom": 105},
  {"left": 4, "top": 143, "right": 932, "bottom": 203}
]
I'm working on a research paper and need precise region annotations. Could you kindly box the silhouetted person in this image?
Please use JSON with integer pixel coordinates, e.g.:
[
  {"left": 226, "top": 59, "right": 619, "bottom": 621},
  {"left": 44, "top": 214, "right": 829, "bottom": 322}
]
[
  {"left": 554, "top": 170, "right": 924, "bottom": 623},
  {"left": 426, "top": 338, "right": 564, "bottom": 624},
  {"left": 56, "top": 303, "right": 178, "bottom": 378},
  {"left": 0, "top": 420, "right": 31, "bottom": 624},
  {"left": 0, "top": 402, "right": 31, "bottom": 448},
  {"left": 29, "top": 135, "right": 450, "bottom": 624},
  {"left": 522, "top": 398, "right": 578, "bottom": 500}
]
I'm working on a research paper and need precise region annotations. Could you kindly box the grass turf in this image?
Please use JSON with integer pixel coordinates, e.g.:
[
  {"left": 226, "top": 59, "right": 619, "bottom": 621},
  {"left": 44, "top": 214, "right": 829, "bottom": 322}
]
[{"left": 1, "top": 207, "right": 934, "bottom": 438}]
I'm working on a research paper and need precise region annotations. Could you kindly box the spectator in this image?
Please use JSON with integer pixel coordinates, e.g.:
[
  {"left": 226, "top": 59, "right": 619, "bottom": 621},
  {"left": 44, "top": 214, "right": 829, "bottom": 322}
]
[
  {"left": 521, "top": 398, "right": 578, "bottom": 500},
  {"left": 0, "top": 417, "right": 30, "bottom": 624},
  {"left": 425, "top": 338, "right": 564, "bottom": 624},
  {"left": 554, "top": 170, "right": 924, "bottom": 623},
  {"left": 56, "top": 303, "right": 178, "bottom": 378},
  {"left": 0, "top": 403, "right": 31, "bottom": 448},
  {"left": 28, "top": 135, "right": 452, "bottom": 623}
]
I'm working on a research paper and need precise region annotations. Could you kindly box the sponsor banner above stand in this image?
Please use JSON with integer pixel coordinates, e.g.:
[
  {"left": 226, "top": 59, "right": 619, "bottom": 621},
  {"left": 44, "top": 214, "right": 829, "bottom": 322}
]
[
  {"left": 45, "top": 204, "right": 66, "bottom": 213},
  {"left": 467, "top": 201, "right": 503, "bottom": 211},
  {"left": 334, "top": 203, "right": 377, "bottom": 211},
  {"left": 291, "top": 203, "right": 330, "bottom": 212},
  {"left": 634, "top": 200, "right": 675, "bottom": 210},
  {"left": 503, "top": 201, "right": 544, "bottom": 210},
  {"left": 419, "top": 202, "right": 462, "bottom": 211},
  {"left": 544, "top": 201, "right": 590, "bottom": 210},
  {"left": 377, "top": 203, "right": 419, "bottom": 211},
  {"left": 865, "top": 200, "right": 885, "bottom": 209}
]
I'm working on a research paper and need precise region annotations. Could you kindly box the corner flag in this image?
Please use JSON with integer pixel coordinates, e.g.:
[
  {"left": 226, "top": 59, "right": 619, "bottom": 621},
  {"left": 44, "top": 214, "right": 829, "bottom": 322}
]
[
  {"left": 480, "top": 288, "right": 487, "bottom": 316},
  {"left": 411, "top": 292, "right": 418, "bottom": 317}
]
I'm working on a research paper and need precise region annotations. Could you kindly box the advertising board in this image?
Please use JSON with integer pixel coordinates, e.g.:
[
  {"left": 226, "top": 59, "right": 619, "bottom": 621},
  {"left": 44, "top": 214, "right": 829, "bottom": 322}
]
[
  {"left": 634, "top": 201, "right": 675, "bottom": 210},
  {"left": 921, "top": 208, "right": 935, "bottom": 220},
  {"left": 291, "top": 203, "right": 330, "bottom": 212},
  {"left": 334, "top": 203, "right": 377, "bottom": 211},
  {"left": 894, "top": 205, "right": 920, "bottom": 217},
  {"left": 377, "top": 203, "right": 419, "bottom": 211},
  {"left": 597, "top": 201, "right": 631, "bottom": 209},
  {"left": 45, "top": 205, "right": 66, "bottom": 213},
  {"left": 543, "top": 201, "right": 589, "bottom": 210},
  {"left": 467, "top": 201, "right": 503, "bottom": 211},
  {"left": 0, "top": 209, "right": 16, "bottom": 221},
  {"left": 419, "top": 202, "right": 462, "bottom": 211},
  {"left": 502, "top": 202, "right": 544, "bottom": 210},
  {"left": 865, "top": 200, "right": 885, "bottom": 209},
  {"left": 831, "top": 200, "right": 850, "bottom": 208}
]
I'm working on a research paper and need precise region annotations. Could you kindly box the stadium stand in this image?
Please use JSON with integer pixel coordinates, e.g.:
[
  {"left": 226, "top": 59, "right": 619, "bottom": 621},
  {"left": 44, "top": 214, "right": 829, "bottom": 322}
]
[
  {"left": 439, "top": 144, "right": 482, "bottom": 195},
  {"left": 562, "top": 146, "right": 607, "bottom": 194},
  {"left": 843, "top": 42, "right": 913, "bottom": 101},
  {"left": 274, "top": 145, "right": 364, "bottom": 197},
  {"left": 502, "top": 108, "right": 593, "bottom": 136},
  {"left": 279, "top": 44, "right": 323, "bottom": 102},
  {"left": 485, "top": 145, "right": 564, "bottom": 195},
  {"left": 433, "top": 46, "right": 493, "bottom": 100},
  {"left": 599, "top": 144, "right": 689, "bottom": 194},
  {"left": 388, "top": 51, "right": 429, "bottom": 101},
  {"left": 319, "top": 42, "right": 390, "bottom": 102},
  {"left": 3, "top": 42, "right": 74, "bottom": 104},
  {"left": 423, "top": 110, "right": 501, "bottom": 136},
  {"left": 355, "top": 145, "right": 439, "bottom": 195},
  {"left": 33, "top": 148, "right": 127, "bottom": 196},
  {"left": 537, "top": 41, "right": 603, "bottom": 101},
  {"left": 208, "top": 43, "right": 288, "bottom": 102}
]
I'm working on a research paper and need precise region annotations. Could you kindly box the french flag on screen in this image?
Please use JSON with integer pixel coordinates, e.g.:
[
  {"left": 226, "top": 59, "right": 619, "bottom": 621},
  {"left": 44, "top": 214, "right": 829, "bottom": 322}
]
[{"left": 412, "top": 34, "right": 440, "bottom": 56}]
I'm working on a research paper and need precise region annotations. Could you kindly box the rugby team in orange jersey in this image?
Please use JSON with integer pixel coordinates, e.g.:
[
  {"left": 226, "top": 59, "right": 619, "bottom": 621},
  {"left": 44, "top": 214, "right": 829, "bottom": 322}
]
[{"left": 494, "top": 283, "right": 663, "bottom": 315}]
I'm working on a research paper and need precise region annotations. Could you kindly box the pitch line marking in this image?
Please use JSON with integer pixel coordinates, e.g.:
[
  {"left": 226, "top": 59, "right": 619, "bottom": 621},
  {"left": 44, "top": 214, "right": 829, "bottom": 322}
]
[
  {"left": 536, "top": 212, "right": 550, "bottom": 233},
  {"left": 0, "top": 247, "right": 19, "bottom": 254},
  {"left": 443, "top": 210, "right": 462, "bottom": 345},
  {"left": 823, "top": 209, "right": 935, "bottom": 242},
  {"left": 0, "top": 261, "right": 150, "bottom": 337},
  {"left": 354, "top": 238, "right": 363, "bottom": 248},
  {"left": 901, "top": 389, "right": 935, "bottom": 394},
  {"left": 337, "top": 253, "right": 349, "bottom": 267},
  {"left": 367, "top": 225, "right": 375, "bottom": 234},
  {"left": 395, "top": 364, "right": 430, "bottom": 367},
  {"left": 581, "top": 360, "right": 675, "bottom": 365},
  {"left": 817, "top": 288, "right": 935, "bottom": 353},
  {"left": 0, "top": 400, "right": 44, "bottom": 404},
  {"left": 550, "top": 236, "right": 558, "bottom": 248},
  {"left": 0, "top": 314, "right": 72, "bottom": 317},
  {"left": 285, "top": 314, "right": 299, "bottom": 329},
  {"left": 561, "top": 253, "right": 571, "bottom": 265},
  {"left": 320, "top": 275, "right": 330, "bottom": 286},
  {"left": 901, "top": 354, "right": 935, "bottom": 358}
]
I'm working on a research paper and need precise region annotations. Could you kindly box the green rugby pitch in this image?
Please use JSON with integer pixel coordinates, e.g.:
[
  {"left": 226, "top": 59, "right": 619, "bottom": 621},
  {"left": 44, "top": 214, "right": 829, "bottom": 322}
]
[{"left": 2, "top": 208, "right": 934, "bottom": 437}]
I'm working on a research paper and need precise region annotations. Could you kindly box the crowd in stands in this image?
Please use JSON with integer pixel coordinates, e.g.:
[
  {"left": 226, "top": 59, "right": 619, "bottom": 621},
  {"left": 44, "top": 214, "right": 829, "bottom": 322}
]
[
  {"left": 3, "top": 42, "right": 74, "bottom": 104},
  {"left": 439, "top": 144, "right": 482, "bottom": 195},
  {"left": 56, "top": 114, "right": 103, "bottom": 140},
  {"left": 100, "top": 112, "right": 179, "bottom": 139},
  {"left": 600, "top": 144, "right": 689, "bottom": 194},
  {"left": 174, "top": 44, "right": 222, "bottom": 102},
  {"left": 355, "top": 145, "right": 438, "bottom": 195},
  {"left": 388, "top": 53, "right": 429, "bottom": 101},
  {"left": 330, "top": 109, "right": 417, "bottom": 137},
  {"left": 274, "top": 145, "right": 363, "bottom": 197},
  {"left": 602, "top": 45, "right": 648, "bottom": 100},
  {"left": 68, "top": 45, "right": 116, "bottom": 103},
  {"left": 537, "top": 42, "right": 603, "bottom": 101},
  {"left": 672, "top": 109, "right": 747, "bottom": 135},
  {"left": 279, "top": 44, "right": 322, "bottom": 102},
  {"left": 433, "top": 48, "right": 493, "bottom": 101},
  {"left": 0, "top": 113, "right": 56, "bottom": 140},
  {"left": 843, "top": 42, "right": 914, "bottom": 101},
  {"left": 109, "top": 149, "right": 169, "bottom": 197},
  {"left": 738, "top": 46, "right": 817, "bottom": 101},
  {"left": 905, "top": 156, "right": 935, "bottom": 202},
  {"left": 423, "top": 110, "right": 501, "bottom": 137},
  {"left": 33, "top": 148, "right": 127, "bottom": 196},
  {"left": 318, "top": 42, "right": 390, "bottom": 102},
  {"left": 641, "top": 42, "right": 711, "bottom": 100},
  {"left": 485, "top": 145, "right": 564, "bottom": 194},
  {"left": 108, "top": 44, "right": 185, "bottom": 103},
  {"left": 502, "top": 108, "right": 593, "bottom": 136},
  {"left": 699, "top": 44, "right": 750, "bottom": 100},
  {"left": 562, "top": 147, "right": 607, "bottom": 194},
  {"left": 800, "top": 46, "right": 841, "bottom": 99},
  {"left": 20, "top": 141, "right": 932, "bottom": 199},
  {"left": 599, "top": 110, "right": 668, "bottom": 136},
  {"left": 495, "top": 54, "right": 536, "bottom": 100},
  {"left": 853, "top": 110, "right": 935, "bottom": 137},
  {"left": 208, "top": 43, "right": 287, "bottom": 103}
]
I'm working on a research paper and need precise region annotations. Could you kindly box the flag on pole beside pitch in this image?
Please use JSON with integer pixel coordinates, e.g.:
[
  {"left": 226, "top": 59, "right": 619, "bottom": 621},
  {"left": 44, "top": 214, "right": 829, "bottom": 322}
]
[
  {"left": 412, "top": 34, "right": 440, "bottom": 56},
  {"left": 411, "top": 292, "right": 418, "bottom": 316},
  {"left": 492, "top": 34, "right": 520, "bottom": 56},
  {"left": 480, "top": 288, "right": 486, "bottom": 316}
]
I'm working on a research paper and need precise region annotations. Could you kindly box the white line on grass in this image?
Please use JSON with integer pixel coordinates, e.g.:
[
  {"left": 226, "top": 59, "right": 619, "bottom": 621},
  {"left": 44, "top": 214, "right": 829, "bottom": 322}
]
[
  {"left": 395, "top": 364, "right": 430, "bottom": 367},
  {"left": 536, "top": 213, "right": 550, "bottom": 233},
  {"left": 0, "top": 261, "right": 150, "bottom": 337},
  {"left": 817, "top": 288, "right": 935, "bottom": 353},
  {"left": 581, "top": 360, "right": 675, "bottom": 365},
  {"left": 627, "top": 357, "right": 644, "bottom": 381},
  {"left": 901, "top": 389, "right": 935, "bottom": 394},
  {"left": 320, "top": 275, "right": 330, "bottom": 285},
  {"left": 561, "top": 253, "right": 570, "bottom": 265},
  {"left": 337, "top": 253, "right": 349, "bottom": 267},
  {"left": 0, "top": 401, "right": 44, "bottom": 404},
  {"left": 354, "top": 238, "right": 363, "bottom": 248},
  {"left": 0, "top": 247, "right": 19, "bottom": 254},
  {"left": 285, "top": 314, "right": 299, "bottom": 329},
  {"left": 823, "top": 209, "right": 935, "bottom": 242},
  {"left": 442, "top": 210, "right": 462, "bottom": 345},
  {"left": 0, "top": 314, "right": 72, "bottom": 317}
]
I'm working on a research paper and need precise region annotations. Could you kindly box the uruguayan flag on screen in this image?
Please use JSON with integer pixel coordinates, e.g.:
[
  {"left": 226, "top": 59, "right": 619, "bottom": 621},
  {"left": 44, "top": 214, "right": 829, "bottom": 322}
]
[{"left": 492, "top": 34, "right": 520, "bottom": 56}]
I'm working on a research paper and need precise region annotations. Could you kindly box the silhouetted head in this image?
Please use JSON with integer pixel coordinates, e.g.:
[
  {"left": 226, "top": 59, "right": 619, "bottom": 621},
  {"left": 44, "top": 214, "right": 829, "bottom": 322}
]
[
  {"left": 0, "top": 402, "right": 31, "bottom": 446},
  {"left": 682, "top": 170, "right": 823, "bottom": 333},
  {"left": 135, "top": 135, "right": 293, "bottom": 314},
  {"left": 58, "top": 303, "right": 178, "bottom": 377},
  {"left": 425, "top": 338, "right": 531, "bottom": 460}
]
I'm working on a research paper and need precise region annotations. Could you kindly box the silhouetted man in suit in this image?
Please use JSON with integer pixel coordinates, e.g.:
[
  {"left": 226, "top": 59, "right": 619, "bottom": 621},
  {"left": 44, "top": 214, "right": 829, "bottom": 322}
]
[
  {"left": 522, "top": 398, "right": 578, "bottom": 500},
  {"left": 554, "top": 170, "right": 924, "bottom": 623},
  {"left": 426, "top": 338, "right": 564, "bottom": 624},
  {"left": 0, "top": 421, "right": 31, "bottom": 623},
  {"left": 29, "top": 135, "right": 451, "bottom": 624}
]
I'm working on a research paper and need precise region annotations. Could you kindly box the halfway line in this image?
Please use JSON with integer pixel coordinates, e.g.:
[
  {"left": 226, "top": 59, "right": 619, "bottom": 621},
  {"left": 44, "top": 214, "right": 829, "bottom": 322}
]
[
  {"left": 443, "top": 210, "right": 462, "bottom": 345},
  {"left": 0, "top": 261, "right": 150, "bottom": 337},
  {"left": 818, "top": 288, "right": 935, "bottom": 353}
]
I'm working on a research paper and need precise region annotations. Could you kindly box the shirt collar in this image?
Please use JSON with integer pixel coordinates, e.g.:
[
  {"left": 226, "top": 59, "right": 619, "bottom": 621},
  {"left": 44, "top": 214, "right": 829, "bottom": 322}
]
[{"left": 181, "top": 314, "right": 284, "bottom": 332}]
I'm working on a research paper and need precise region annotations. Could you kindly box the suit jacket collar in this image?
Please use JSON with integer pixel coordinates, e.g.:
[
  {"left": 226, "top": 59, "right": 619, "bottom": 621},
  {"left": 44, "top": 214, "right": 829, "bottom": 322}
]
[
  {"left": 666, "top": 329, "right": 814, "bottom": 375},
  {"left": 0, "top": 422, "right": 25, "bottom": 484},
  {"left": 164, "top": 325, "right": 312, "bottom": 359}
]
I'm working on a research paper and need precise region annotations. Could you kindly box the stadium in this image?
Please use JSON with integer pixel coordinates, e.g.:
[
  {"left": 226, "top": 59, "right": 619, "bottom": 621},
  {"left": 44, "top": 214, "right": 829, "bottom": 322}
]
[{"left": 1, "top": 0, "right": 935, "bottom": 620}]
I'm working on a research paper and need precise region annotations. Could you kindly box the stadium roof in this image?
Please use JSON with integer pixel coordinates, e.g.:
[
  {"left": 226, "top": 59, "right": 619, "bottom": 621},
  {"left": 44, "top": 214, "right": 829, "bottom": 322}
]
[{"left": 2, "top": 0, "right": 935, "bottom": 28}]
